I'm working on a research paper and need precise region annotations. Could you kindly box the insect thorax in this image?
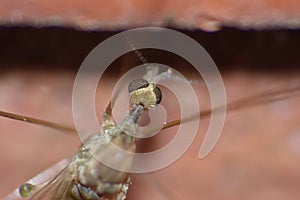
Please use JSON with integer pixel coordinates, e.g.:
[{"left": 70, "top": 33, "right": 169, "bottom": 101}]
[{"left": 69, "top": 130, "right": 134, "bottom": 199}]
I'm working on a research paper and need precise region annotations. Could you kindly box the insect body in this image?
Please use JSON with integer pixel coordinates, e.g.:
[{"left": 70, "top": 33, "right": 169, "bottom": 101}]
[
  {"left": 13, "top": 69, "right": 163, "bottom": 200},
  {"left": 2, "top": 67, "right": 300, "bottom": 200}
]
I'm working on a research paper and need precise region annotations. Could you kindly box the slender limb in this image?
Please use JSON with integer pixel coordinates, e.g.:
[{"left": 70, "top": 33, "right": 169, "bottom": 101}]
[
  {"left": 162, "top": 85, "right": 300, "bottom": 130},
  {"left": 0, "top": 110, "right": 76, "bottom": 133},
  {"left": 104, "top": 100, "right": 112, "bottom": 117},
  {"left": 101, "top": 99, "right": 116, "bottom": 131},
  {"left": 102, "top": 72, "right": 125, "bottom": 121}
]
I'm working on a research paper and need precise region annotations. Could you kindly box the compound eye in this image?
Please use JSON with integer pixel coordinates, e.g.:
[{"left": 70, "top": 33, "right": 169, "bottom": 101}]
[
  {"left": 128, "top": 78, "right": 149, "bottom": 93},
  {"left": 154, "top": 87, "right": 162, "bottom": 105}
]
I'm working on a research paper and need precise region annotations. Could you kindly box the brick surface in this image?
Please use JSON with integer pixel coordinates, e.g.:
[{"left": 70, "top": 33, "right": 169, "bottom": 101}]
[{"left": 1, "top": 0, "right": 300, "bottom": 31}]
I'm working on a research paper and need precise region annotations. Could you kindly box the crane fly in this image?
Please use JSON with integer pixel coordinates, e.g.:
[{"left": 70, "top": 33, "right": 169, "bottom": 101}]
[{"left": 1, "top": 66, "right": 300, "bottom": 200}]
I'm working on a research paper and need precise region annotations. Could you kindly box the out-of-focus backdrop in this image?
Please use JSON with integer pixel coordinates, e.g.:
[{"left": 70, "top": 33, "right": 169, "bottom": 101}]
[{"left": 0, "top": 1, "right": 300, "bottom": 200}]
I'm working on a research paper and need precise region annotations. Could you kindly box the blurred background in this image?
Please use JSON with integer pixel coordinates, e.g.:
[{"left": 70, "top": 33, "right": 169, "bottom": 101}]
[{"left": 0, "top": 1, "right": 300, "bottom": 199}]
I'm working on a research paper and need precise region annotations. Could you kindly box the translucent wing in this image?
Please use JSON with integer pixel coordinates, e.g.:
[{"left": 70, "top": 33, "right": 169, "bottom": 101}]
[
  {"left": 4, "top": 157, "right": 129, "bottom": 200},
  {"left": 28, "top": 167, "right": 74, "bottom": 200},
  {"left": 29, "top": 172, "right": 112, "bottom": 200},
  {"left": 27, "top": 168, "right": 127, "bottom": 200},
  {"left": 4, "top": 158, "right": 70, "bottom": 200}
]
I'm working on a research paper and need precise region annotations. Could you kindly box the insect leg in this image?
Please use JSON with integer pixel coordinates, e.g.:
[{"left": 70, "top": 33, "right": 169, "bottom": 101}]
[{"left": 0, "top": 110, "right": 76, "bottom": 133}]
